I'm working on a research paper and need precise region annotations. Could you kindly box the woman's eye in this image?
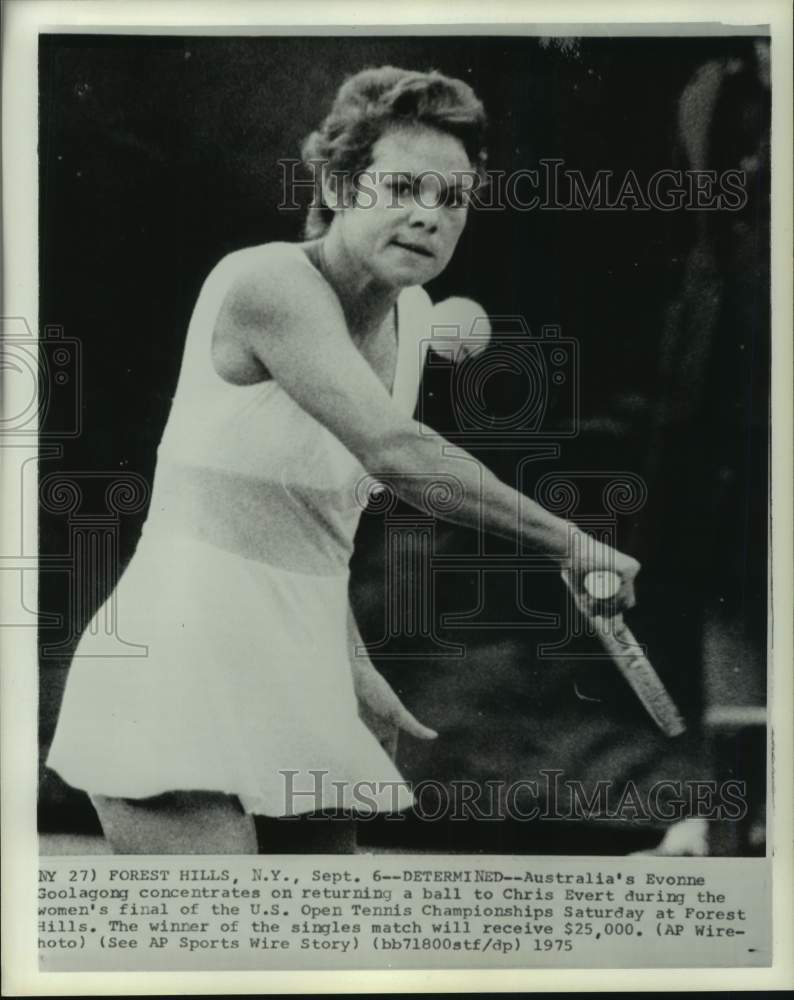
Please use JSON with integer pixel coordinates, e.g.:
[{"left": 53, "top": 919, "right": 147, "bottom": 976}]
[
  {"left": 386, "top": 178, "right": 412, "bottom": 198},
  {"left": 383, "top": 176, "right": 468, "bottom": 209},
  {"left": 443, "top": 188, "right": 468, "bottom": 208}
]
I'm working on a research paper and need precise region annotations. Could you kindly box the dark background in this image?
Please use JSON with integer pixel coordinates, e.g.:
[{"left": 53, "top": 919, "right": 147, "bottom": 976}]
[{"left": 38, "top": 34, "right": 769, "bottom": 854}]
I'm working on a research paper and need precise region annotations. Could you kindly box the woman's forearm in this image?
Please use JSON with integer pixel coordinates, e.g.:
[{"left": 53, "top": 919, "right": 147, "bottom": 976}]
[{"left": 365, "top": 420, "right": 574, "bottom": 561}]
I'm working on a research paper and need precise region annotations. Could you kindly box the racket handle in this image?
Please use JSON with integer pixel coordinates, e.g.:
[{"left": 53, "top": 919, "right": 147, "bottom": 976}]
[{"left": 581, "top": 571, "right": 687, "bottom": 738}]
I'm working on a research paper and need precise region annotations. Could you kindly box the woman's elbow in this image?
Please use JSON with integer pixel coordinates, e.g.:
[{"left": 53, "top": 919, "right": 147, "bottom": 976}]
[{"left": 357, "top": 419, "right": 427, "bottom": 478}]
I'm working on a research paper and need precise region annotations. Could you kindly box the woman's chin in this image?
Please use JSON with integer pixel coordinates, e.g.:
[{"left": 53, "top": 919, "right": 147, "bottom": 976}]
[{"left": 383, "top": 258, "right": 441, "bottom": 287}]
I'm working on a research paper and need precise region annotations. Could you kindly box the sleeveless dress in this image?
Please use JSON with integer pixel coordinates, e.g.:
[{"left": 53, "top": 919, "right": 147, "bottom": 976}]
[{"left": 47, "top": 242, "right": 434, "bottom": 816}]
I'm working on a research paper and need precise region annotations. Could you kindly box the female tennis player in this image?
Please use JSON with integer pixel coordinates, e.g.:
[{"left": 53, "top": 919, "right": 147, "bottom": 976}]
[{"left": 47, "top": 66, "right": 639, "bottom": 854}]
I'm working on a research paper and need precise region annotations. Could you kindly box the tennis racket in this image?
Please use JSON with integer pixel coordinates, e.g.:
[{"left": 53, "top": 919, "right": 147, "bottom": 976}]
[{"left": 569, "top": 570, "right": 687, "bottom": 738}]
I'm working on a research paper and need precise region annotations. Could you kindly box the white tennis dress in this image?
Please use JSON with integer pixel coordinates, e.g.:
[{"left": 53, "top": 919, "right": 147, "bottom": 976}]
[{"left": 47, "top": 242, "right": 434, "bottom": 816}]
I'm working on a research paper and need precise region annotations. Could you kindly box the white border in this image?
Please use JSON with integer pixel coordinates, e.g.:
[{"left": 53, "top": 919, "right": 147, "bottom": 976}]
[{"left": 2, "top": 0, "right": 792, "bottom": 993}]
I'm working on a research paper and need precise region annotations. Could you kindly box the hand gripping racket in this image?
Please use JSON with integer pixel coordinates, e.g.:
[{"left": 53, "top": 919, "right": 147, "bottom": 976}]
[{"left": 572, "top": 570, "right": 687, "bottom": 738}]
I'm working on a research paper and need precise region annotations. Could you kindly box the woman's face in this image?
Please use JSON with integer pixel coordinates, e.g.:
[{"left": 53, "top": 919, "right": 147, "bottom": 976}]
[{"left": 334, "top": 123, "right": 474, "bottom": 288}]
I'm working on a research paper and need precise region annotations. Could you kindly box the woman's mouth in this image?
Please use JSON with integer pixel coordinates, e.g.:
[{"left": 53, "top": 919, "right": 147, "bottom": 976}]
[{"left": 392, "top": 239, "right": 434, "bottom": 258}]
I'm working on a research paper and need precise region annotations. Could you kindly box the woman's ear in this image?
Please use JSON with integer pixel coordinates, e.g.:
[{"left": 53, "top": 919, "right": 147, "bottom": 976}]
[
  {"left": 321, "top": 172, "right": 352, "bottom": 214},
  {"left": 321, "top": 175, "right": 341, "bottom": 212}
]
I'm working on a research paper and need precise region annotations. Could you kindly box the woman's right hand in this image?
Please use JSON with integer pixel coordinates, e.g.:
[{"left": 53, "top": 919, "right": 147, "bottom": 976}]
[{"left": 563, "top": 531, "right": 641, "bottom": 617}]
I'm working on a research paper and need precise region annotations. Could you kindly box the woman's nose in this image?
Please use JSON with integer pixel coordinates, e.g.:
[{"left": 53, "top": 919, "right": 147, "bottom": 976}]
[{"left": 408, "top": 202, "right": 440, "bottom": 231}]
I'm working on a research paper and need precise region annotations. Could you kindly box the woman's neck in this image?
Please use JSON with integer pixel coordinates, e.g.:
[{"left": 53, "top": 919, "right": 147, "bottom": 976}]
[{"left": 313, "top": 228, "right": 398, "bottom": 339}]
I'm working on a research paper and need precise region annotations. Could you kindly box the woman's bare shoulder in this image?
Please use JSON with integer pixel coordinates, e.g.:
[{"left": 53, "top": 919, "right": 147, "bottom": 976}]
[
  {"left": 216, "top": 241, "right": 332, "bottom": 320},
  {"left": 222, "top": 240, "right": 312, "bottom": 270},
  {"left": 213, "top": 241, "right": 345, "bottom": 357}
]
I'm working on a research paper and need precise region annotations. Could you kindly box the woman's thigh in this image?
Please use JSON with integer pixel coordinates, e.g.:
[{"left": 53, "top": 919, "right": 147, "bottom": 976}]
[{"left": 91, "top": 791, "right": 257, "bottom": 855}]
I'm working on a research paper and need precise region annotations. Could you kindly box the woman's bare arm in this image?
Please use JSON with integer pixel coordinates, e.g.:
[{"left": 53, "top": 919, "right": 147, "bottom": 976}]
[
  {"left": 347, "top": 604, "right": 437, "bottom": 753},
  {"left": 215, "top": 249, "right": 639, "bottom": 604}
]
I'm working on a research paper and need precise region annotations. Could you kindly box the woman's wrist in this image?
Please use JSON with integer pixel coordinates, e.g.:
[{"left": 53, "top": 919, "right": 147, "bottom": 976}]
[{"left": 528, "top": 513, "right": 581, "bottom": 563}]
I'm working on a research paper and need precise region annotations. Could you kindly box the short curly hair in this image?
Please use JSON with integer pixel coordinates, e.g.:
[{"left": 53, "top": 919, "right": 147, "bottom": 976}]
[{"left": 300, "top": 65, "right": 488, "bottom": 238}]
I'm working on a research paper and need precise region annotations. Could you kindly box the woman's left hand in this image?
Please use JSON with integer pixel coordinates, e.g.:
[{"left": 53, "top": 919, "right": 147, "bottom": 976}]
[{"left": 351, "top": 658, "right": 438, "bottom": 760}]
